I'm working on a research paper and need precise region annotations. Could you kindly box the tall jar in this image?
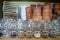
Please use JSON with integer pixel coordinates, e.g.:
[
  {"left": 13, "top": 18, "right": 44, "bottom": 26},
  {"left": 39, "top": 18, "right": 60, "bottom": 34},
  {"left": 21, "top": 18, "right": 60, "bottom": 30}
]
[
  {"left": 25, "top": 19, "right": 34, "bottom": 38},
  {"left": 41, "top": 22, "right": 49, "bottom": 38},
  {"left": 49, "top": 20, "right": 59, "bottom": 37}
]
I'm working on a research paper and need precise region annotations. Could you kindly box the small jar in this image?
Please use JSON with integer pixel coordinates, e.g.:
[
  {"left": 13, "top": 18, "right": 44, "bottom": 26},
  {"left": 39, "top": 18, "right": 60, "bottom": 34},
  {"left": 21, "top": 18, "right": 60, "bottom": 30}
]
[
  {"left": 41, "top": 31, "right": 49, "bottom": 38},
  {"left": 10, "top": 31, "right": 17, "bottom": 38},
  {"left": 49, "top": 29, "right": 57, "bottom": 38},
  {"left": 2, "top": 30, "right": 9, "bottom": 38},
  {"left": 26, "top": 31, "right": 33, "bottom": 38},
  {"left": 34, "top": 31, "right": 41, "bottom": 38},
  {"left": 18, "top": 31, "right": 25, "bottom": 38}
]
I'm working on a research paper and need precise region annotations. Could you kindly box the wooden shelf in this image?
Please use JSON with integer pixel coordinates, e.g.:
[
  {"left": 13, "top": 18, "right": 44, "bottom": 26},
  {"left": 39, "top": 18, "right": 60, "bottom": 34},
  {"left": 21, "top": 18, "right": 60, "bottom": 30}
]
[{"left": 0, "top": 36, "right": 60, "bottom": 40}]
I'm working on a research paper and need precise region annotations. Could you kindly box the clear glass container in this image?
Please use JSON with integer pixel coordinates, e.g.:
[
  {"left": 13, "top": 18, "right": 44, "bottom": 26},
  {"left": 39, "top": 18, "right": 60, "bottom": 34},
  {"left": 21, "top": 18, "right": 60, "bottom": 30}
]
[
  {"left": 17, "top": 19, "right": 23, "bottom": 30},
  {"left": 41, "top": 22, "right": 49, "bottom": 38},
  {"left": 0, "top": 19, "right": 9, "bottom": 38},
  {"left": 22, "top": 20, "right": 28, "bottom": 31},
  {"left": 27, "top": 19, "right": 33, "bottom": 31},
  {"left": 18, "top": 31, "right": 25, "bottom": 38},
  {"left": 25, "top": 20, "right": 34, "bottom": 38},
  {"left": 17, "top": 19, "right": 27, "bottom": 38},
  {"left": 48, "top": 20, "right": 58, "bottom": 38},
  {"left": 25, "top": 31, "right": 33, "bottom": 38},
  {"left": 34, "top": 31, "right": 41, "bottom": 38},
  {"left": 32, "top": 21, "right": 42, "bottom": 31},
  {"left": 9, "top": 30, "right": 17, "bottom": 38},
  {"left": 49, "top": 29, "right": 57, "bottom": 38},
  {"left": 2, "top": 29, "right": 9, "bottom": 38},
  {"left": 3, "top": 18, "right": 17, "bottom": 38}
]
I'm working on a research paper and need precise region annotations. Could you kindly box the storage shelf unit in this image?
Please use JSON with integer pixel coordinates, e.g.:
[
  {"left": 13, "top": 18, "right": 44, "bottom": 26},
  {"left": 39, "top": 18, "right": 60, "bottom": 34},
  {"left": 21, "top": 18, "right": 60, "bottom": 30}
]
[{"left": 3, "top": 1, "right": 18, "bottom": 20}]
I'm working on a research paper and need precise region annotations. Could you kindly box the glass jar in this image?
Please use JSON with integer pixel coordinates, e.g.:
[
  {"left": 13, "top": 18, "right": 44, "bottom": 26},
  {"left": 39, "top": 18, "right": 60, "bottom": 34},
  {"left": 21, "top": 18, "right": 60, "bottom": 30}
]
[
  {"left": 17, "top": 20, "right": 27, "bottom": 38},
  {"left": 17, "top": 19, "right": 23, "bottom": 30},
  {"left": 22, "top": 20, "right": 28, "bottom": 31},
  {"left": 18, "top": 31, "right": 25, "bottom": 38},
  {"left": 55, "top": 24, "right": 60, "bottom": 36},
  {"left": 34, "top": 31, "right": 41, "bottom": 38},
  {"left": 32, "top": 21, "right": 42, "bottom": 31},
  {"left": 41, "top": 31, "right": 49, "bottom": 38},
  {"left": 48, "top": 20, "right": 57, "bottom": 38},
  {"left": 27, "top": 20, "right": 33, "bottom": 31},
  {"left": 9, "top": 31, "right": 17, "bottom": 38},
  {"left": 49, "top": 29, "right": 57, "bottom": 38},
  {"left": 41, "top": 22, "right": 49, "bottom": 38},
  {"left": 2, "top": 29, "right": 9, "bottom": 38},
  {"left": 25, "top": 31, "right": 33, "bottom": 38},
  {"left": 0, "top": 19, "right": 9, "bottom": 38}
]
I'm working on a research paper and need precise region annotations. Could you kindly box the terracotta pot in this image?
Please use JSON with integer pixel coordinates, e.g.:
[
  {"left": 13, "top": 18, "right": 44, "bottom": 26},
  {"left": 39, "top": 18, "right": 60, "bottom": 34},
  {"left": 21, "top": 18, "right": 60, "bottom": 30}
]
[
  {"left": 32, "top": 7, "right": 42, "bottom": 21},
  {"left": 42, "top": 4, "right": 52, "bottom": 22},
  {"left": 26, "top": 7, "right": 32, "bottom": 13},
  {"left": 54, "top": 3, "right": 60, "bottom": 9},
  {"left": 31, "top": 4, "right": 36, "bottom": 9},
  {"left": 54, "top": 3, "right": 60, "bottom": 14},
  {"left": 26, "top": 7, "right": 32, "bottom": 20}
]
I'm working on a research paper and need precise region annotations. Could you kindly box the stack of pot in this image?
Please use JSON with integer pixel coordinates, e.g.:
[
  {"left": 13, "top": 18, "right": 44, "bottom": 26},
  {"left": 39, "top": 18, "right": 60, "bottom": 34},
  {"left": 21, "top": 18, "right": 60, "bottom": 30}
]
[
  {"left": 42, "top": 3, "right": 52, "bottom": 22},
  {"left": 32, "top": 6, "right": 42, "bottom": 21},
  {"left": 26, "top": 7, "right": 32, "bottom": 21},
  {"left": 54, "top": 3, "right": 60, "bottom": 16}
]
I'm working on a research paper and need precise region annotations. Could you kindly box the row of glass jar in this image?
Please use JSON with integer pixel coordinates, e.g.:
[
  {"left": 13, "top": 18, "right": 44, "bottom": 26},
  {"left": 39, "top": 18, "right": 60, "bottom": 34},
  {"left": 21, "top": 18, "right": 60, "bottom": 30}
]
[
  {"left": 0, "top": 18, "right": 60, "bottom": 38},
  {"left": 0, "top": 30, "right": 60, "bottom": 38}
]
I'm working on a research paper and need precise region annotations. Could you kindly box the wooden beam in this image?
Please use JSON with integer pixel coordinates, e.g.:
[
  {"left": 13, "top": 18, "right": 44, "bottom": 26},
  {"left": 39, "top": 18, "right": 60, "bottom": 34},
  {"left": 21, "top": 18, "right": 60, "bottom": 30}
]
[{"left": 3, "top": 0, "right": 60, "bottom": 2}]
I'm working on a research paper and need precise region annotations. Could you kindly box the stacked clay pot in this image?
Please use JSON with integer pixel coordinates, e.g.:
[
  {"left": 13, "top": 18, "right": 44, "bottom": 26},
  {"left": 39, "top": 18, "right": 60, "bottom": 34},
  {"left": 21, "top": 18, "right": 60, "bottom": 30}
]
[
  {"left": 32, "top": 6, "right": 42, "bottom": 21},
  {"left": 54, "top": 3, "right": 60, "bottom": 15},
  {"left": 26, "top": 6, "right": 32, "bottom": 20},
  {"left": 31, "top": 4, "right": 36, "bottom": 10},
  {"left": 37, "top": 4, "right": 43, "bottom": 9},
  {"left": 42, "top": 3, "right": 52, "bottom": 22}
]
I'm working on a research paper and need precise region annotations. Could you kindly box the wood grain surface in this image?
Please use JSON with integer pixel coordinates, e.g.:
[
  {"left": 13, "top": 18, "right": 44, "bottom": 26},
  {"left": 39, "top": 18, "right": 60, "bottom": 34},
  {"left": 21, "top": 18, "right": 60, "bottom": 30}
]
[{"left": 0, "top": 36, "right": 60, "bottom": 40}]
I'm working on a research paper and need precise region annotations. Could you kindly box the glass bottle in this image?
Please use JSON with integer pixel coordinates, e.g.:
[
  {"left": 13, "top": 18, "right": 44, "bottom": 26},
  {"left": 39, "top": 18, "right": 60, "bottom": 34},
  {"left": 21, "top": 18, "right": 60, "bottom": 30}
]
[
  {"left": 49, "top": 20, "right": 57, "bottom": 38},
  {"left": 25, "top": 19, "right": 33, "bottom": 38},
  {"left": 17, "top": 19, "right": 25, "bottom": 38},
  {"left": 41, "top": 22, "right": 49, "bottom": 38}
]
